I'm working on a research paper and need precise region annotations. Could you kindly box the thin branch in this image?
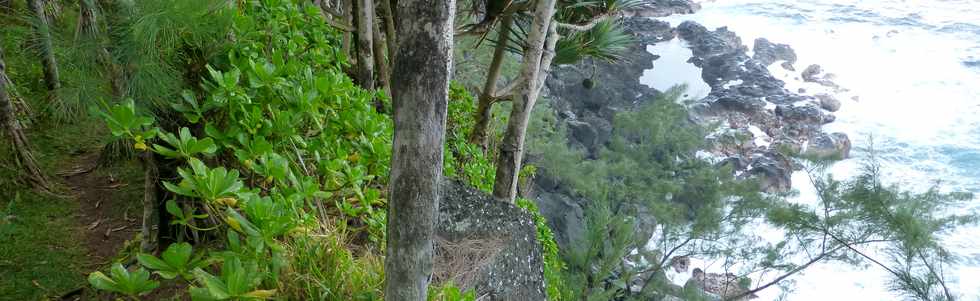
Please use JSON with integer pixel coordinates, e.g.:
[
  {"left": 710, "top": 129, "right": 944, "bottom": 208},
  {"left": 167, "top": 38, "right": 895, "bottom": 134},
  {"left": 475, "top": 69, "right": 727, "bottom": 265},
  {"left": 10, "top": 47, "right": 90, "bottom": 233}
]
[
  {"left": 725, "top": 244, "right": 845, "bottom": 301},
  {"left": 916, "top": 249, "right": 954, "bottom": 300},
  {"left": 726, "top": 238, "right": 896, "bottom": 301},
  {"left": 826, "top": 231, "right": 901, "bottom": 277},
  {"left": 491, "top": 74, "right": 523, "bottom": 100}
]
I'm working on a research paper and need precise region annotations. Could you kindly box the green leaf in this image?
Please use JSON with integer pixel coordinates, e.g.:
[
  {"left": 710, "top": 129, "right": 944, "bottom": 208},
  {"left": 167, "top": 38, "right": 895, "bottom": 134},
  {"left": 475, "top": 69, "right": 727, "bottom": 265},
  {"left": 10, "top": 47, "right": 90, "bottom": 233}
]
[
  {"left": 244, "top": 289, "right": 276, "bottom": 299},
  {"left": 190, "top": 286, "right": 222, "bottom": 301},
  {"left": 88, "top": 271, "right": 120, "bottom": 292},
  {"left": 194, "top": 268, "right": 231, "bottom": 299},
  {"left": 137, "top": 254, "right": 172, "bottom": 273},
  {"left": 166, "top": 199, "right": 185, "bottom": 219},
  {"left": 161, "top": 242, "right": 194, "bottom": 269},
  {"left": 89, "top": 263, "right": 159, "bottom": 296}
]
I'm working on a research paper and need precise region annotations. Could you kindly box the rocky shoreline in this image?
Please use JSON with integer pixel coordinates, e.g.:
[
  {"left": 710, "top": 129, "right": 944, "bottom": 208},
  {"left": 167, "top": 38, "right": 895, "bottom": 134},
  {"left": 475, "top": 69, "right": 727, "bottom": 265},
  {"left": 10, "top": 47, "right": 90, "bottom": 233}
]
[{"left": 532, "top": 0, "right": 851, "bottom": 249}]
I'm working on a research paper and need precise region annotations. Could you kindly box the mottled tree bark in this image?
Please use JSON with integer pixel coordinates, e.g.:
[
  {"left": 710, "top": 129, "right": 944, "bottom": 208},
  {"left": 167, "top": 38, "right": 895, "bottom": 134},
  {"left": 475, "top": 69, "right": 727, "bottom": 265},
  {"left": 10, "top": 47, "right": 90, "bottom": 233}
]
[
  {"left": 384, "top": 0, "right": 454, "bottom": 299},
  {"left": 27, "top": 0, "right": 61, "bottom": 98},
  {"left": 356, "top": 0, "right": 375, "bottom": 89},
  {"left": 491, "top": 0, "right": 557, "bottom": 203},
  {"left": 0, "top": 47, "right": 49, "bottom": 190},
  {"left": 467, "top": 14, "right": 513, "bottom": 148}
]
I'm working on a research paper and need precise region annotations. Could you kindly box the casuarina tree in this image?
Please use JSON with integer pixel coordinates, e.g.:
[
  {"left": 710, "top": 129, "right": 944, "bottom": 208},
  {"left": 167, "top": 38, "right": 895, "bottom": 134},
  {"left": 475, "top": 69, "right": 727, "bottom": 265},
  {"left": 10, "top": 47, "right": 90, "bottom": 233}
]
[{"left": 383, "top": 0, "right": 455, "bottom": 300}]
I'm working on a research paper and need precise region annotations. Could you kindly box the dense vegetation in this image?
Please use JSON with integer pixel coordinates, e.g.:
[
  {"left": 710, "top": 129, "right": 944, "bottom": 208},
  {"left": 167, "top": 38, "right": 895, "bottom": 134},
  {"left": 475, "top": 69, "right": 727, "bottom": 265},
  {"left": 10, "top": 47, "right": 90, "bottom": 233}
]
[{"left": 0, "top": 0, "right": 976, "bottom": 300}]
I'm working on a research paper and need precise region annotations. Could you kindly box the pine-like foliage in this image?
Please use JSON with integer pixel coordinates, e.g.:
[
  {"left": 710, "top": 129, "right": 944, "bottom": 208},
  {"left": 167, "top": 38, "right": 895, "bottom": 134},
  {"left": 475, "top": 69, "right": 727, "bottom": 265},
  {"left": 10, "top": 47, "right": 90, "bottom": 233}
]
[
  {"left": 528, "top": 86, "right": 976, "bottom": 300},
  {"left": 530, "top": 87, "right": 767, "bottom": 300}
]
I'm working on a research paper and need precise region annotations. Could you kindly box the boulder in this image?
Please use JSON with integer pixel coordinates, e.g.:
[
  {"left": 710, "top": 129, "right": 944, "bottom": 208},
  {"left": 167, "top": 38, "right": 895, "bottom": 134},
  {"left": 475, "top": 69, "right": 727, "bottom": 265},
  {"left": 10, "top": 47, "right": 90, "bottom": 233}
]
[
  {"left": 531, "top": 188, "right": 587, "bottom": 250},
  {"left": 775, "top": 103, "right": 834, "bottom": 125},
  {"left": 803, "top": 132, "right": 851, "bottom": 159},
  {"left": 766, "top": 93, "right": 809, "bottom": 105},
  {"left": 801, "top": 64, "right": 841, "bottom": 89},
  {"left": 436, "top": 180, "right": 546, "bottom": 300},
  {"left": 816, "top": 93, "right": 841, "bottom": 112},
  {"left": 567, "top": 120, "right": 598, "bottom": 151},
  {"left": 752, "top": 38, "right": 797, "bottom": 69},
  {"left": 747, "top": 151, "right": 794, "bottom": 193},
  {"left": 801, "top": 64, "right": 823, "bottom": 82},
  {"left": 708, "top": 91, "right": 767, "bottom": 113}
]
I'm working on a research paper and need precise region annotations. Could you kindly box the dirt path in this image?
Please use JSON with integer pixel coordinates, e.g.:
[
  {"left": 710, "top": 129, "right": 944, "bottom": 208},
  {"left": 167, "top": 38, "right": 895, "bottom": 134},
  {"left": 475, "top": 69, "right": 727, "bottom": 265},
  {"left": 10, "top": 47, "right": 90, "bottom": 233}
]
[
  {"left": 60, "top": 153, "right": 143, "bottom": 275},
  {"left": 57, "top": 153, "right": 187, "bottom": 300}
]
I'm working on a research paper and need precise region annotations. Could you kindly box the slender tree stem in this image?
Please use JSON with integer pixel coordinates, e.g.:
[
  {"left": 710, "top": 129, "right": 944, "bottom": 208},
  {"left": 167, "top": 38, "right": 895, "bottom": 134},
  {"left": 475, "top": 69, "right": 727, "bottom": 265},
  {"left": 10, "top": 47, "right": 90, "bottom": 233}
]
[
  {"left": 341, "top": 0, "right": 353, "bottom": 60},
  {"left": 372, "top": 17, "right": 391, "bottom": 104},
  {"left": 140, "top": 152, "right": 158, "bottom": 252},
  {"left": 492, "top": 3, "right": 559, "bottom": 202},
  {"left": 355, "top": 0, "right": 375, "bottom": 89},
  {"left": 468, "top": 14, "right": 512, "bottom": 148},
  {"left": 378, "top": 0, "right": 397, "bottom": 62}
]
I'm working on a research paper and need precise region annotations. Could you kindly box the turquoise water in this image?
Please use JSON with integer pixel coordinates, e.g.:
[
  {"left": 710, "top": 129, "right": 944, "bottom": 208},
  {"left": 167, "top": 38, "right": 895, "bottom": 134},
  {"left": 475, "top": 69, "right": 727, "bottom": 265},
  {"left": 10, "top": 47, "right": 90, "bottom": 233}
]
[{"left": 657, "top": 0, "right": 980, "bottom": 299}]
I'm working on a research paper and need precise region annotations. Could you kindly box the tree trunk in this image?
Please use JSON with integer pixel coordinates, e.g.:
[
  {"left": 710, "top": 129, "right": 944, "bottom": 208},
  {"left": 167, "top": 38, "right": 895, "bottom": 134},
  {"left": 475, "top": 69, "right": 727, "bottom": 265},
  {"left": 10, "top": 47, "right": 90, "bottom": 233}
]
[
  {"left": 467, "top": 14, "right": 512, "bottom": 147},
  {"left": 378, "top": 0, "right": 397, "bottom": 64},
  {"left": 140, "top": 152, "right": 159, "bottom": 252},
  {"left": 355, "top": 0, "right": 375, "bottom": 89},
  {"left": 342, "top": 0, "right": 354, "bottom": 61},
  {"left": 384, "top": 0, "right": 454, "bottom": 300},
  {"left": 27, "top": 0, "right": 61, "bottom": 98},
  {"left": 491, "top": 0, "right": 557, "bottom": 203},
  {"left": 372, "top": 17, "right": 391, "bottom": 99},
  {"left": 0, "top": 48, "right": 50, "bottom": 190}
]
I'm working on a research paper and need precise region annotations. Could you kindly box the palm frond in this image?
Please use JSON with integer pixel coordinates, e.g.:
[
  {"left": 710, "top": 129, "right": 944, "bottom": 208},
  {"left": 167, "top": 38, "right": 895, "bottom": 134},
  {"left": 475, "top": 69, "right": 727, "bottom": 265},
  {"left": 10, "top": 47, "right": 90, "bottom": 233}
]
[
  {"left": 553, "top": 20, "right": 632, "bottom": 66},
  {"left": 485, "top": 12, "right": 533, "bottom": 55},
  {"left": 604, "top": 0, "right": 645, "bottom": 12}
]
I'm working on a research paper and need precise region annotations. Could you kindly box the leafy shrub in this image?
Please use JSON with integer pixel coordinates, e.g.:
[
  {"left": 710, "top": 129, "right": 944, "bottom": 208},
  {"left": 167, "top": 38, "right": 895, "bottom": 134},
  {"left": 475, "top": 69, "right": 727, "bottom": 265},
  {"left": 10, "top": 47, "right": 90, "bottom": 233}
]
[
  {"left": 90, "top": 1, "right": 390, "bottom": 299},
  {"left": 87, "top": 1, "right": 571, "bottom": 300},
  {"left": 444, "top": 81, "right": 496, "bottom": 192},
  {"left": 516, "top": 198, "right": 567, "bottom": 301}
]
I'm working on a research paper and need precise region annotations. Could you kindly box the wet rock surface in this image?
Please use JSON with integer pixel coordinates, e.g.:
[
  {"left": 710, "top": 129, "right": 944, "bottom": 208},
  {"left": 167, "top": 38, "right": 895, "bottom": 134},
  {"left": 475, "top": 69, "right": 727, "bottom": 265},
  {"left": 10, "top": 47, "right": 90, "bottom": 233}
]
[
  {"left": 626, "top": 0, "right": 702, "bottom": 17},
  {"left": 801, "top": 64, "right": 842, "bottom": 90},
  {"left": 671, "top": 21, "right": 850, "bottom": 190},
  {"left": 753, "top": 38, "right": 798, "bottom": 70},
  {"left": 437, "top": 180, "right": 546, "bottom": 300},
  {"left": 803, "top": 132, "right": 852, "bottom": 160}
]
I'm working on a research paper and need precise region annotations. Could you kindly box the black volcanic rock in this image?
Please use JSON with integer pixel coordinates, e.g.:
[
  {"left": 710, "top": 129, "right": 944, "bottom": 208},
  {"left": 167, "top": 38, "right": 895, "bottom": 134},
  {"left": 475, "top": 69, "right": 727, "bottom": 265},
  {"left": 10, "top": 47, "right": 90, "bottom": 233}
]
[
  {"left": 753, "top": 38, "right": 798, "bottom": 69},
  {"left": 626, "top": 0, "right": 702, "bottom": 17}
]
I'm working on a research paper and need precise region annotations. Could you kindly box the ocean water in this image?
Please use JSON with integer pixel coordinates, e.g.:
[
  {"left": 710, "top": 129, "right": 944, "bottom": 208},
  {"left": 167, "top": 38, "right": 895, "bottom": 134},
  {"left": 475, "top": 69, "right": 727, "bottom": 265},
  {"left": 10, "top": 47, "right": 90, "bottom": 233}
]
[{"left": 642, "top": 0, "right": 980, "bottom": 299}]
